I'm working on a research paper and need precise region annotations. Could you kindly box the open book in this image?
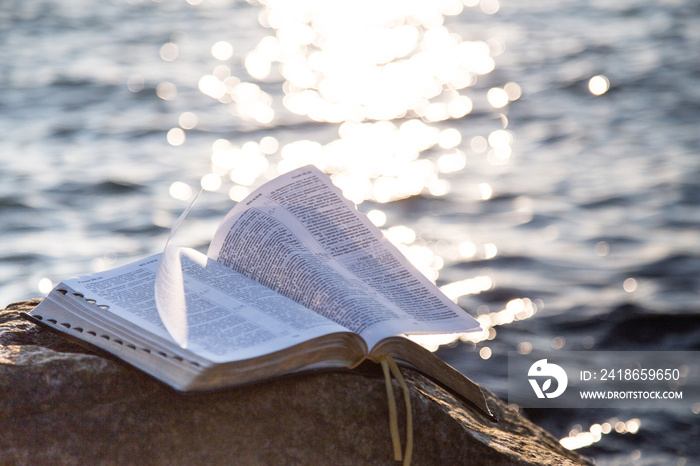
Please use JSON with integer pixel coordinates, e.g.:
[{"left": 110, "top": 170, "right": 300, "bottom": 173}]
[{"left": 26, "top": 166, "right": 492, "bottom": 419}]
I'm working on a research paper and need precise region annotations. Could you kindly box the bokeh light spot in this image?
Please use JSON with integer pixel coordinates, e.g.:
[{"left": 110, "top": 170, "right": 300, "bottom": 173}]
[
  {"left": 167, "top": 128, "right": 186, "bottom": 146},
  {"left": 127, "top": 74, "right": 144, "bottom": 93},
  {"left": 38, "top": 278, "right": 53, "bottom": 295},
  {"left": 160, "top": 42, "right": 179, "bottom": 61},
  {"left": 156, "top": 81, "right": 177, "bottom": 101},
  {"left": 169, "top": 181, "right": 192, "bottom": 201},
  {"left": 589, "top": 75, "right": 610, "bottom": 95},
  {"left": 487, "top": 87, "right": 509, "bottom": 108},
  {"left": 178, "top": 112, "right": 198, "bottom": 130},
  {"left": 201, "top": 174, "right": 222, "bottom": 191},
  {"left": 212, "top": 41, "right": 234, "bottom": 61},
  {"left": 479, "top": 346, "right": 492, "bottom": 359},
  {"left": 367, "top": 209, "right": 387, "bottom": 227}
]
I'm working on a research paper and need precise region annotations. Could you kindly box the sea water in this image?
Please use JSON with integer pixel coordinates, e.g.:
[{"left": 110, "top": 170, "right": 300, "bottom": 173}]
[{"left": 2, "top": 0, "right": 699, "bottom": 464}]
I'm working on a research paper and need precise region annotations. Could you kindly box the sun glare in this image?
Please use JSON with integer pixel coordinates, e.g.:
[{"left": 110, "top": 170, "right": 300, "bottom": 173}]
[{"left": 162, "top": 0, "right": 523, "bottom": 352}]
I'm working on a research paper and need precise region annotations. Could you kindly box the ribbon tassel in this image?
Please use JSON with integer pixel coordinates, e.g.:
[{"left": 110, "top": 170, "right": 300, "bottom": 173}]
[{"left": 379, "top": 355, "right": 413, "bottom": 466}]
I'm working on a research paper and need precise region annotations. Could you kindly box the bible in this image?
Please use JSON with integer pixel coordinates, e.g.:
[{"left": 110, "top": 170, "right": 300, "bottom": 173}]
[{"left": 25, "top": 166, "right": 492, "bottom": 421}]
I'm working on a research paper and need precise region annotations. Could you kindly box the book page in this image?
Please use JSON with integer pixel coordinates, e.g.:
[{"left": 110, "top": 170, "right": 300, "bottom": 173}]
[
  {"left": 208, "top": 166, "right": 480, "bottom": 348},
  {"left": 63, "top": 253, "right": 350, "bottom": 363}
]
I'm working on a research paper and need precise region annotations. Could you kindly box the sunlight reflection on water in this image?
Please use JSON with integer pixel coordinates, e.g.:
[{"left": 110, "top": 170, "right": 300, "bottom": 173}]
[
  {"left": 157, "top": 0, "right": 532, "bottom": 351},
  {"left": 167, "top": 0, "right": 519, "bottom": 203},
  {"left": 559, "top": 417, "right": 641, "bottom": 451}
]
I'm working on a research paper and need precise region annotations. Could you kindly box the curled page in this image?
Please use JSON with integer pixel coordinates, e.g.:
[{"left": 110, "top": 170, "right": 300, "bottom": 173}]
[
  {"left": 207, "top": 166, "right": 480, "bottom": 348},
  {"left": 155, "top": 190, "right": 204, "bottom": 348}
]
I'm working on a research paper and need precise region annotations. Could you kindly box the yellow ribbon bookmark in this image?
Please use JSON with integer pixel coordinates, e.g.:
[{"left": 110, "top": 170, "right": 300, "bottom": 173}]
[{"left": 378, "top": 355, "right": 413, "bottom": 466}]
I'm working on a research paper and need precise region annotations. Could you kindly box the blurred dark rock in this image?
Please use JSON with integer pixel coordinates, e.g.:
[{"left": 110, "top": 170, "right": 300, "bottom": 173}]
[{"left": 1, "top": 300, "right": 591, "bottom": 465}]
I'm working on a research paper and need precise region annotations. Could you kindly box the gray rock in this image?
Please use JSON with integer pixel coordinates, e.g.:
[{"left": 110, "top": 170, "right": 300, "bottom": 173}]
[{"left": 1, "top": 300, "right": 591, "bottom": 465}]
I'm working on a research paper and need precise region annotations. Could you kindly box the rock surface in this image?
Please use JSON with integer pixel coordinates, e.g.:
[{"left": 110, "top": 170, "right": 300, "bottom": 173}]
[{"left": 1, "top": 300, "right": 591, "bottom": 465}]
